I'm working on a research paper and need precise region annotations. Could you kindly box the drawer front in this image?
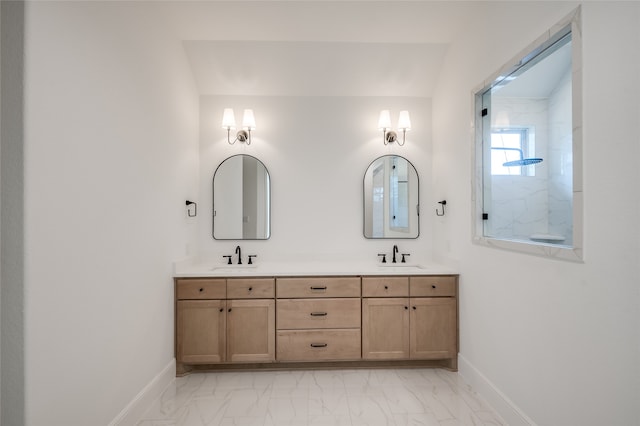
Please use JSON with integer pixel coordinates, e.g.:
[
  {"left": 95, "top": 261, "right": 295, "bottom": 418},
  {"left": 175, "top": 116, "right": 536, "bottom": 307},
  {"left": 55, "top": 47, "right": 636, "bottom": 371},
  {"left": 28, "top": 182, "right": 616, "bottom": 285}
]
[
  {"left": 362, "top": 277, "right": 409, "bottom": 297},
  {"left": 176, "top": 278, "right": 226, "bottom": 300},
  {"left": 410, "top": 276, "right": 457, "bottom": 297},
  {"left": 277, "top": 298, "right": 361, "bottom": 329},
  {"left": 227, "top": 278, "right": 275, "bottom": 299},
  {"left": 276, "top": 277, "right": 360, "bottom": 298},
  {"left": 276, "top": 329, "right": 361, "bottom": 361}
]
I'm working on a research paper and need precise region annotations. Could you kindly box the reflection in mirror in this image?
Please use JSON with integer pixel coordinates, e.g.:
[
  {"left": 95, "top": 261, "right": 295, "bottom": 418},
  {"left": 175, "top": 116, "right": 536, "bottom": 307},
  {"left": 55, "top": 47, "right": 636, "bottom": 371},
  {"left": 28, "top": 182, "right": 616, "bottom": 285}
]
[
  {"left": 213, "top": 155, "right": 270, "bottom": 240},
  {"left": 364, "top": 155, "right": 419, "bottom": 239}
]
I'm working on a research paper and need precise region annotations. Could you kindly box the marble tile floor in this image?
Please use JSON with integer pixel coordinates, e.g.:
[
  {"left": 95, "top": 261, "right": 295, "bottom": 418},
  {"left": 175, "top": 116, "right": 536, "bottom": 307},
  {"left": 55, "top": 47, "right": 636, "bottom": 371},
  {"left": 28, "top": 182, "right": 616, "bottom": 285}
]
[{"left": 137, "top": 368, "right": 506, "bottom": 426}]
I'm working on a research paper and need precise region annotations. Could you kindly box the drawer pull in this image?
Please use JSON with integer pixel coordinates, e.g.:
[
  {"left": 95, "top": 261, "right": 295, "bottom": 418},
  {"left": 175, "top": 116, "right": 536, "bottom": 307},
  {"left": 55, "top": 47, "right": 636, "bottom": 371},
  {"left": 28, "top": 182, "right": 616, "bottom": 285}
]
[
  {"left": 310, "top": 312, "right": 328, "bottom": 316},
  {"left": 199, "top": 288, "right": 204, "bottom": 292},
  {"left": 384, "top": 285, "right": 389, "bottom": 290},
  {"left": 310, "top": 343, "right": 328, "bottom": 348},
  {"left": 310, "top": 286, "right": 327, "bottom": 291},
  {"left": 248, "top": 287, "right": 253, "bottom": 291},
  {"left": 432, "top": 285, "right": 437, "bottom": 289}
]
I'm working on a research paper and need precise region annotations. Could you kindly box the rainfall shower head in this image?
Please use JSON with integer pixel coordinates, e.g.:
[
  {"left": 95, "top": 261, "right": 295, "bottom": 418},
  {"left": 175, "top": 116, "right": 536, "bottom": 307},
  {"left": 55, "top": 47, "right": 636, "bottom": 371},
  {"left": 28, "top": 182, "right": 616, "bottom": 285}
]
[
  {"left": 491, "top": 147, "right": 543, "bottom": 167},
  {"left": 503, "top": 157, "right": 543, "bottom": 167}
]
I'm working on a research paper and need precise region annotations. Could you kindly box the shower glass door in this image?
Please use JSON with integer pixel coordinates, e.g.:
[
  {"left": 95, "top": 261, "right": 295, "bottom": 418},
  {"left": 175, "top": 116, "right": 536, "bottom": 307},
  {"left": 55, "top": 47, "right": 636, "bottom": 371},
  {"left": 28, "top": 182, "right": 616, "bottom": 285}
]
[{"left": 480, "top": 29, "right": 574, "bottom": 246}]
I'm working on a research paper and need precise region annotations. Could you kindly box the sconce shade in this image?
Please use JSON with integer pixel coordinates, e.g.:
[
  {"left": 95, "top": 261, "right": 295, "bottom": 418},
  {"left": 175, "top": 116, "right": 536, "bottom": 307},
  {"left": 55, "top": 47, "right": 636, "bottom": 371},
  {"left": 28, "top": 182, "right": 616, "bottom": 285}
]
[
  {"left": 397, "top": 110, "right": 411, "bottom": 131},
  {"left": 223, "top": 108, "right": 255, "bottom": 145},
  {"left": 378, "top": 110, "right": 392, "bottom": 130},
  {"left": 378, "top": 109, "right": 410, "bottom": 146},
  {"left": 242, "top": 109, "right": 256, "bottom": 130},
  {"left": 222, "top": 108, "right": 236, "bottom": 129}
]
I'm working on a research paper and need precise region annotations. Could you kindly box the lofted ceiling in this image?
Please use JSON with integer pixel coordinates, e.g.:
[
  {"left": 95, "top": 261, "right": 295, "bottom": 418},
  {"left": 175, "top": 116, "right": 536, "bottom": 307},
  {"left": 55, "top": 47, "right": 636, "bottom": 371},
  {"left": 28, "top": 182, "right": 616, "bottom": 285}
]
[
  {"left": 183, "top": 40, "right": 448, "bottom": 97},
  {"left": 153, "top": 1, "right": 482, "bottom": 97}
]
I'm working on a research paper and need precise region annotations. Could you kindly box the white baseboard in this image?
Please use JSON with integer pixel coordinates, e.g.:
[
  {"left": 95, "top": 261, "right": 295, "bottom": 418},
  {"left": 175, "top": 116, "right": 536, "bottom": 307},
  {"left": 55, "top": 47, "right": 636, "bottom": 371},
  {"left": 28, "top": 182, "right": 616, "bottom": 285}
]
[
  {"left": 108, "top": 358, "right": 175, "bottom": 426},
  {"left": 458, "top": 354, "right": 537, "bottom": 426}
]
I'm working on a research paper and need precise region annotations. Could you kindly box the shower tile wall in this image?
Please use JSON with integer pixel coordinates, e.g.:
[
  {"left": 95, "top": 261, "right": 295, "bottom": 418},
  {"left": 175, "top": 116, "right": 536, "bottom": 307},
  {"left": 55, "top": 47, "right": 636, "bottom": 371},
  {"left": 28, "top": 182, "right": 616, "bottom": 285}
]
[
  {"left": 490, "top": 98, "right": 550, "bottom": 241},
  {"left": 548, "top": 70, "right": 573, "bottom": 245},
  {"left": 490, "top": 70, "right": 573, "bottom": 245}
]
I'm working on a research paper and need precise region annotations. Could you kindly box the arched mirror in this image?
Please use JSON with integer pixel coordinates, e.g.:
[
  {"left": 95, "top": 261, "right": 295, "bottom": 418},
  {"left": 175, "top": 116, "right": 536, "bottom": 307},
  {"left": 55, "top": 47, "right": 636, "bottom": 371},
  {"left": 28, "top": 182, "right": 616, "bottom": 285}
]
[
  {"left": 364, "top": 155, "right": 419, "bottom": 239},
  {"left": 213, "top": 154, "right": 270, "bottom": 240}
]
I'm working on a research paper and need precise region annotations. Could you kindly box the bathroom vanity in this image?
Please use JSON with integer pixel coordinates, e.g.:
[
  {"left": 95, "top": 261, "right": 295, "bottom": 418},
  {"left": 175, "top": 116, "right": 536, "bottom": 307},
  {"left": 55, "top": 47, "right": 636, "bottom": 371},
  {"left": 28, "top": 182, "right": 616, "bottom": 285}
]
[{"left": 174, "top": 263, "right": 458, "bottom": 376}]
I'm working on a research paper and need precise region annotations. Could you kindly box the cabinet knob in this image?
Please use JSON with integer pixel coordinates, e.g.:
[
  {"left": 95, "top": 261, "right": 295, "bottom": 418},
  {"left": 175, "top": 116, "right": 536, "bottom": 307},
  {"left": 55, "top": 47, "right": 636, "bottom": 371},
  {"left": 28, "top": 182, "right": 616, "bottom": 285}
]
[
  {"left": 412, "top": 306, "right": 417, "bottom": 310},
  {"left": 219, "top": 308, "right": 224, "bottom": 313},
  {"left": 228, "top": 308, "right": 232, "bottom": 312},
  {"left": 404, "top": 306, "right": 409, "bottom": 310},
  {"left": 432, "top": 285, "right": 436, "bottom": 289},
  {"left": 384, "top": 285, "right": 389, "bottom": 290},
  {"left": 248, "top": 287, "right": 253, "bottom": 291},
  {"left": 199, "top": 288, "right": 204, "bottom": 292}
]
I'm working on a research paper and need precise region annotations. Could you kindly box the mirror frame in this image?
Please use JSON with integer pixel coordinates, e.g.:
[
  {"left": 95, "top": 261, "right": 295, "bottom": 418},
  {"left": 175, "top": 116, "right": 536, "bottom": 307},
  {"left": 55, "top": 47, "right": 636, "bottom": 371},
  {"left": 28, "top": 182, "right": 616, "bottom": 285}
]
[
  {"left": 363, "top": 155, "right": 420, "bottom": 239},
  {"left": 212, "top": 154, "right": 271, "bottom": 240}
]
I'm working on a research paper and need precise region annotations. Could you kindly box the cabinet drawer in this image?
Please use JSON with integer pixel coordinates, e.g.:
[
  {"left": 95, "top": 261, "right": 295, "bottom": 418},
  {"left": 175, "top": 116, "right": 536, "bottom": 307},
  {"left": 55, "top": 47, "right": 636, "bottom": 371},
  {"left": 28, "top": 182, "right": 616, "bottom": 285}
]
[
  {"left": 277, "top": 277, "right": 360, "bottom": 298},
  {"left": 227, "top": 278, "right": 275, "bottom": 299},
  {"left": 277, "top": 298, "right": 360, "bottom": 329},
  {"left": 277, "top": 329, "right": 361, "bottom": 361},
  {"left": 176, "top": 279, "right": 226, "bottom": 300},
  {"left": 362, "top": 277, "right": 409, "bottom": 297},
  {"left": 410, "top": 276, "right": 457, "bottom": 297}
]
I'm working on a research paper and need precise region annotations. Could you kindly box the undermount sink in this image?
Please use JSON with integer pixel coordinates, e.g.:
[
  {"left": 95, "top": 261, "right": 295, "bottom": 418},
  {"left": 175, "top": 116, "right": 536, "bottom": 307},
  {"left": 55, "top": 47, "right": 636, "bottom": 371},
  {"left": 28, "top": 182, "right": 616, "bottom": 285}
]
[
  {"left": 378, "top": 263, "right": 424, "bottom": 268},
  {"left": 377, "top": 263, "right": 427, "bottom": 272},
  {"left": 211, "top": 264, "right": 258, "bottom": 273}
]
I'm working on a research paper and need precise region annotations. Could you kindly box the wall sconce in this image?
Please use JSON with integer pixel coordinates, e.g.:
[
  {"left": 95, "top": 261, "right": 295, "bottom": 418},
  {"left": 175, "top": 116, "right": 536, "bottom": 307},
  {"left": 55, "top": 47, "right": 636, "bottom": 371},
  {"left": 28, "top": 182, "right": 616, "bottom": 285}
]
[
  {"left": 378, "top": 110, "right": 411, "bottom": 146},
  {"left": 222, "top": 108, "right": 256, "bottom": 145}
]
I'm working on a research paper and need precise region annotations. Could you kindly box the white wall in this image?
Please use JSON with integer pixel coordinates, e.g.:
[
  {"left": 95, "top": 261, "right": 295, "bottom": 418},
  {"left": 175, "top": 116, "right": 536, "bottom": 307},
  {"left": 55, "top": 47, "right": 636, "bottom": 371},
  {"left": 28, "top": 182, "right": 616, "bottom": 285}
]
[
  {"left": 23, "top": 3, "right": 199, "bottom": 425},
  {"left": 433, "top": 2, "right": 640, "bottom": 425},
  {"left": 197, "top": 96, "right": 434, "bottom": 265}
]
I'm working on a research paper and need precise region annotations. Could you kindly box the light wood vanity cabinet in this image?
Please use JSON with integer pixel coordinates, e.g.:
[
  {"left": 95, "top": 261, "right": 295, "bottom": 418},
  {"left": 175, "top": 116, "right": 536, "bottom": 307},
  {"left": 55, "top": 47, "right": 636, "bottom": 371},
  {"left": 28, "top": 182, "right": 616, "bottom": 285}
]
[
  {"left": 362, "top": 275, "right": 458, "bottom": 368},
  {"left": 276, "top": 277, "right": 362, "bottom": 361},
  {"left": 177, "top": 299, "right": 226, "bottom": 364},
  {"left": 175, "top": 273, "right": 458, "bottom": 373},
  {"left": 175, "top": 278, "right": 275, "bottom": 373}
]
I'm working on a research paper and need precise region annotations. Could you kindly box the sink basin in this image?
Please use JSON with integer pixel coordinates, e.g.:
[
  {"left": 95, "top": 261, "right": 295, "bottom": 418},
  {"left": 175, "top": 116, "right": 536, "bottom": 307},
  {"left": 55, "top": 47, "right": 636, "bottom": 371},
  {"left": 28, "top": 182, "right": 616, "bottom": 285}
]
[
  {"left": 377, "top": 264, "right": 427, "bottom": 272},
  {"left": 211, "top": 264, "right": 258, "bottom": 273},
  {"left": 378, "top": 263, "right": 425, "bottom": 268}
]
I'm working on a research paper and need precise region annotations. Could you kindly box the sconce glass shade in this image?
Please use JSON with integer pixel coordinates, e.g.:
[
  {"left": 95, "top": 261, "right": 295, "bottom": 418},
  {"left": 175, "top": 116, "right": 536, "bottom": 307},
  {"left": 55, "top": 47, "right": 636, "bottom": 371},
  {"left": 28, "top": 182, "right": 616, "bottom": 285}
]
[
  {"left": 242, "top": 109, "right": 256, "bottom": 130},
  {"left": 397, "top": 110, "right": 411, "bottom": 131},
  {"left": 378, "top": 110, "right": 392, "bottom": 130},
  {"left": 222, "top": 108, "right": 236, "bottom": 129}
]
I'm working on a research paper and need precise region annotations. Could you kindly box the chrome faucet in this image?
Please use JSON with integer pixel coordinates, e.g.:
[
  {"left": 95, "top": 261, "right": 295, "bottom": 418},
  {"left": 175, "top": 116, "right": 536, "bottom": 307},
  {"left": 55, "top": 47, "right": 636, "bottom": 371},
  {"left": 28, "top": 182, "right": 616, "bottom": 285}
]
[
  {"left": 235, "top": 245, "right": 242, "bottom": 265},
  {"left": 392, "top": 244, "right": 398, "bottom": 263}
]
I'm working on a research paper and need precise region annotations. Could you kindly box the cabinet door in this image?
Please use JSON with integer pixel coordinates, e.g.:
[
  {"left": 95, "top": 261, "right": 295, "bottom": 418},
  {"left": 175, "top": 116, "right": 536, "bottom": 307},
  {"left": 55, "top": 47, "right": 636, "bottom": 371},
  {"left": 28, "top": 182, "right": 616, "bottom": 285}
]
[
  {"left": 410, "top": 298, "right": 457, "bottom": 360},
  {"left": 362, "top": 298, "right": 410, "bottom": 360},
  {"left": 227, "top": 299, "right": 275, "bottom": 363},
  {"left": 177, "top": 300, "right": 226, "bottom": 364}
]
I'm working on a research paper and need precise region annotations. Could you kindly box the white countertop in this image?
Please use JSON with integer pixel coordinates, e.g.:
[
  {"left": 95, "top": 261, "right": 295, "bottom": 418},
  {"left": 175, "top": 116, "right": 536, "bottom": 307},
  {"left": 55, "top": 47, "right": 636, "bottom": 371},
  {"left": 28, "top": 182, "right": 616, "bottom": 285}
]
[{"left": 173, "top": 260, "right": 458, "bottom": 278}]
